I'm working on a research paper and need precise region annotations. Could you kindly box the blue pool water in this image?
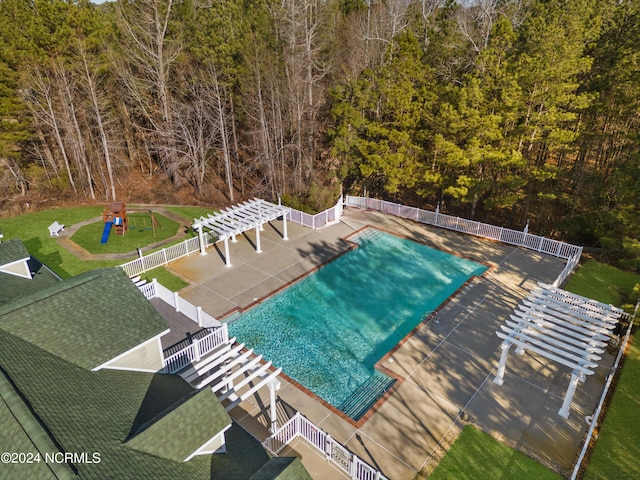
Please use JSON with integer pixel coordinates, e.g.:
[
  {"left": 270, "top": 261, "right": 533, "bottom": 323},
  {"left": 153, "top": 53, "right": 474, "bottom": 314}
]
[{"left": 227, "top": 230, "right": 487, "bottom": 411}]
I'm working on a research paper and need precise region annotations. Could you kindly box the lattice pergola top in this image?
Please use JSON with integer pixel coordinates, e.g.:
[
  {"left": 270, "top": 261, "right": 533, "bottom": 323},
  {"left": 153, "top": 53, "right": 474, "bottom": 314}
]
[
  {"left": 193, "top": 199, "right": 290, "bottom": 242},
  {"left": 494, "top": 282, "right": 624, "bottom": 418}
]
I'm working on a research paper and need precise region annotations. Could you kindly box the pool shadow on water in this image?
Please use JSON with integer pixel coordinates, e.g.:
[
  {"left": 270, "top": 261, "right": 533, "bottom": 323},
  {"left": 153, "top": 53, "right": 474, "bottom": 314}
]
[{"left": 294, "top": 238, "right": 354, "bottom": 267}]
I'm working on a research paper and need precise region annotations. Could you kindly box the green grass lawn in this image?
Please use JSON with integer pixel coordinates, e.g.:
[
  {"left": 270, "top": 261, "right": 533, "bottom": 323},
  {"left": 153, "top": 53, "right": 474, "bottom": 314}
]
[
  {"left": 163, "top": 205, "right": 216, "bottom": 222},
  {"left": 583, "top": 340, "right": 640, "bottom": 480},
  {"left": 71, "top": 212, "right": 180, "bottom": 254},
  {"left": 0, "top": 206, "right": 120, "bottom": 278},
  {"left": 140, "top": 266, "right": 189, "bottom": 291},
  {"left": 428, "top": 425, "right": 562, "bottom": 480},
  {"left": 0, "top": 205, "right": 198, "bottom": 286},
  {"left": 563, "top": 259, "right": 638, "bottom": 307},
  {"left": 564, "top": 260, "right": 640, "bottom": 480}
]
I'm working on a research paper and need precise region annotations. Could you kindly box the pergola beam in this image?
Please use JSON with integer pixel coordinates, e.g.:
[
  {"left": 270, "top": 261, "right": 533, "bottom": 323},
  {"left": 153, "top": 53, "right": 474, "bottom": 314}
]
[
  {"left": 496, "top": 332, "right": 597, "bottom": 375},
  {"left": 528, "top": 291, "right": 620, "bottom": 324},
  {"left": 540, "top": 284, "right": 623, "bottom": 314},
  {"left": 515, "top": 306, "right": 612, "bottom": 340},
  {"left": 505, "top": 318, "right": 605, "bottom": 353},
  {"left": 193, "top": 199, "right": 290, "bottom": 266},
  {"left": 520, "top": 299, "right": 616, "bottom": 333}
]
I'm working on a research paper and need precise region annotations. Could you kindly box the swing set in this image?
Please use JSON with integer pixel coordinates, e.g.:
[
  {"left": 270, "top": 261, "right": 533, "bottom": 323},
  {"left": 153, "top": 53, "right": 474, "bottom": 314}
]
[{"left": 128, "top": 209, "right": 161, "bottom": 237}]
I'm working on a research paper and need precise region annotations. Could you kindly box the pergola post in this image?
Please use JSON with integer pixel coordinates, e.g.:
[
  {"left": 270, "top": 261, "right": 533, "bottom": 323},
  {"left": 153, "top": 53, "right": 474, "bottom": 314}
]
[
  {"left": 558, "top": 370, "right": 581, "bottom": 418},
  {"left": 195, "top": 224, "right": 207, "bottom": 255},
  {"left": 223, "top": 237, "right": 232, "bottom": 268},
  {"left": 191, "top": 199, "right": 290, "bottom": 267},
  {"left": 255, "top": 225, "right": 262, "bottom": 254},
  {"left": 268, "top": 379, "right": 281, "bottom": 434},
  {"left": 494, "top": 342, "right": 511, "bottom": 386},
  {"left": 282, "top": 214, "right": 289, "bottom": 241}
]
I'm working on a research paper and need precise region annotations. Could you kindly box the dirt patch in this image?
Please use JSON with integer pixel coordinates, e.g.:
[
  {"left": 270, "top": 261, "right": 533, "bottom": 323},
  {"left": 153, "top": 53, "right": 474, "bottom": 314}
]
[{"left": 0, "top": 169, "right": 236, "bottom": 220}]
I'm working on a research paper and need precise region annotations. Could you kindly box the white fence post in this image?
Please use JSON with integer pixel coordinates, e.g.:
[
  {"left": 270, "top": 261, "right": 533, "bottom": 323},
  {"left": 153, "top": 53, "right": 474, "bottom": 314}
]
[
  {"left": 173, "top": 292, "right": 180, "bottom": 312},
  {"left": 350, "top": 454, "right": 358, "bottom": 479},
  {"left": 325, "top": 434, "right": 332, "bottom": 460},
  {"left": 193, "top": 338, "right": 201, "bottom": 362},
  {"left": 197, "top": 306, "right": 202, "bottom": 327}
]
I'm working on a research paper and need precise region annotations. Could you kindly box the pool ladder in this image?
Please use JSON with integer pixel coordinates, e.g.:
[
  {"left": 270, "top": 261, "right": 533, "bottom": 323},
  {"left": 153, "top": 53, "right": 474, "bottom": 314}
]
[{"left": 337, "top": 373, "right": 396, "bottom": 420}]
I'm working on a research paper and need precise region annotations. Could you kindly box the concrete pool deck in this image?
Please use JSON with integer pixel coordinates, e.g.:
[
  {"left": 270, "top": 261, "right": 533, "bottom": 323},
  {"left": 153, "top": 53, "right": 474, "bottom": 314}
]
[{"left": 167, "top": 208, "right": 610, "bottom": 479}]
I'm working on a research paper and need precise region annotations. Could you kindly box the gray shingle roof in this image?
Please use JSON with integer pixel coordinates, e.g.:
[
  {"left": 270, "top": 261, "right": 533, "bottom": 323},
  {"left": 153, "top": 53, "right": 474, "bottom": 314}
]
[
  {"left": 0, "top": 329, "right": 273, "bottom": 479},
  {"left": 126, "top": 388, "right": 231, "bottom": 462},
  {"left": 0, "top": 369, "right": 76, "bottom": 480},
  {"left": 250, "top": 457, "right": 313, "bottom": 480},
  {"left": 0, "top": 258, "right": 60, "bottom": 307},
  {"left": 0, "top": 239, "right": 61, "bottom": 307},
  {"left": 0, "top": 268, "right": 168, "bottom": 370},
  {"left": 0, "top": 239, "right": 309, "bottom": 479},
  {"left": 0, "top": 238, "right": 29, "bottom": 266}
]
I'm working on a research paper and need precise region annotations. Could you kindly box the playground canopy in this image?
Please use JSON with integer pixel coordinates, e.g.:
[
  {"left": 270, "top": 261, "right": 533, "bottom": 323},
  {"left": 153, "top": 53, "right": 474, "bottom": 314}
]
[
  {"left": 494, "top": 283, "right": 623, "bottom": 418},
  {"left": 192, "top": 199, "right": 291, "bottom": 267}
]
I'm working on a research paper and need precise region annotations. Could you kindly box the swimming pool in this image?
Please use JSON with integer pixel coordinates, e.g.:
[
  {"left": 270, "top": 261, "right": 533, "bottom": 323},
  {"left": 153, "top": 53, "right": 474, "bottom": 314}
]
[{"left": 227, "top": 229, "right": 487, "bottom": 418}]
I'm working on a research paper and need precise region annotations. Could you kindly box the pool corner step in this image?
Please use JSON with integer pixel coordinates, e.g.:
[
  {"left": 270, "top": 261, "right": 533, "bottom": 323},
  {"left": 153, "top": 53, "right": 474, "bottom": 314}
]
[
  {"left": 337, "top": 374, "right": 396, "bottom": 421},
  {"left": 351, "top": 228, "right": 383, "bottom": 245}
]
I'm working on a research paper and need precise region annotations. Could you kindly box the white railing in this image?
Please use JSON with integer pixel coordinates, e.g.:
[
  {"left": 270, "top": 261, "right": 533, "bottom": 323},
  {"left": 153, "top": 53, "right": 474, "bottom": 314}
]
[
  {"left": 286, "top": 196, "right": 344, "bottom": 230},
  {"left": 162, "top": 323, "right": 230, "bottom": 374},
  {"left": 120, "top": 197, "right": 343, "bottom": 278},
  {"left": 570, "top": 301, "right": 638, "bottom": 479},
  {"left": 120, "top": 235, "right": 211, "bottom": 277},
  {"left": 346, "top": 196, "right": 583, "bottom": 287},
  {"left": 139, "top": 279, "right": 221, "bottom": 328},
  {"left": 552, "top": 249, "right": 583, "bottom": 288},
  {"left": 265, "top": 412, "right": 387, "bottom": 480},
  {"left": 137, "top": 281, "right": 156, "bottom": 299},
  {"left": 346, "top": 196, "right": 582, "bottom": 260},
  {"left": 346, "top": 196, "right": 581, "bottom": 260}
]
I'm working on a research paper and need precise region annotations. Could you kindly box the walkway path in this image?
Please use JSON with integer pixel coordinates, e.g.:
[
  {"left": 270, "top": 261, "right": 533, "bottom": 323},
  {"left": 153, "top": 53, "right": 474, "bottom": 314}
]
[{"left": 56, "top": 207, "right": 192, "bottom": 261}]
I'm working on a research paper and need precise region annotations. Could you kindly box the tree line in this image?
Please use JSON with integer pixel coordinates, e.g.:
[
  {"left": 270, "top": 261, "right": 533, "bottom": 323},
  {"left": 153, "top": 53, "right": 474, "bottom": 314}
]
[{"left": 1, "top": 0, "right": 639, "bottom": 268}]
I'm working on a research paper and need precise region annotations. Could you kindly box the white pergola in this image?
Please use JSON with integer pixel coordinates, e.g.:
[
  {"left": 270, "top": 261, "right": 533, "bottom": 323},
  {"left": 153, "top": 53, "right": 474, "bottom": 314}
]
[
  {"left": 494, "top": 283, "right": 623, "bottom": 418},
  {"left": 193, "top": 199, "right": 291, "bottom": 267},
  {"left": 183, "top": 337, "right": 283, "bottom": 431}
]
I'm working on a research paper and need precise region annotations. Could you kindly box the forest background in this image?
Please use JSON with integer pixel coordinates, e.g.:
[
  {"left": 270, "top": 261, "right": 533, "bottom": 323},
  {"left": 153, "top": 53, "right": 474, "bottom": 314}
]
[{"left": 1, "top": 0, "right": 639, "bottom": 270}]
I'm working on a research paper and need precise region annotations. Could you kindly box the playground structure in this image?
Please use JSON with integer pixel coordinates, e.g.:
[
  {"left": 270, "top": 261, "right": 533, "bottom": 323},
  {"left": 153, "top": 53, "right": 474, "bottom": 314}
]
[
  {"left": 128, "top": 209, "right": 161, "bottom": 237},
  {"left": 101, "top": 203, "right": 128, "bottom": 244},
  {"left": 100, "top": 204, "right": 163, "bottom": 244}
]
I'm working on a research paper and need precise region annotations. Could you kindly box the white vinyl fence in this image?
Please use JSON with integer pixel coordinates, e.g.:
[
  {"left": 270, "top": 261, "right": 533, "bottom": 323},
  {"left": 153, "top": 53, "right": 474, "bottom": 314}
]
[
  {"left": 121, "top": 236, "right": 207, "bottom": 278},
  {"left": 265, "top": 412, "right": 387, "bottom": 480},
  {"left": 287, "top": 196, "right": 344, "bottom": 230},
  {"left": 345, "top": 196, "right": 583, "bottom": 287},
  {"left": 123, "top": 195, "right": 581, "bottom": 286},
  {"left": 120, "top": 198, "right": 344, "bottom": 278},
  {"left": 570, "top": 304, "right": 638, "bottom": 479},
  {"left": 140, "top": 279, "right": 220, "bottom": 328},
  {"left": 162, "top": 324, "right": 229, "bottom": 374}
]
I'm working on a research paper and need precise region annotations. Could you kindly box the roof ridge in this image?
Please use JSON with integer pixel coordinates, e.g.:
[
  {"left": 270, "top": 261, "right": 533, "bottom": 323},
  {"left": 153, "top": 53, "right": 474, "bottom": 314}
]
[
  {"left": 0, "top": 366, "right": 77, "bottom": 479},
  {"left": 126, "top": 388, "right": 200, "bottom": 441},
  {"left": 125, "top": 388, "right": 231, "bottom": 463}
]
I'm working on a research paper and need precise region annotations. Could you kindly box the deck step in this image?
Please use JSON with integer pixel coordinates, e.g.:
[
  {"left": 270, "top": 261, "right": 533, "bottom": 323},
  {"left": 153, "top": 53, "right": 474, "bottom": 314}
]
[
  {"left": 337, "top": 373, "right": 395, "bottom": 420},
  {"left": 352, "top": 228, "right": 383, "bottom": 245}
]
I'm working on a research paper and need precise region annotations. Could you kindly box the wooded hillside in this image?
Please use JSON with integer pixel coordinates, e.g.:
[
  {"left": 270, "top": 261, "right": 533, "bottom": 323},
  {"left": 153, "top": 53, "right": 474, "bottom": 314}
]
[{"left": 1, "top": 0, "right": 639, "bottom": 268}]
